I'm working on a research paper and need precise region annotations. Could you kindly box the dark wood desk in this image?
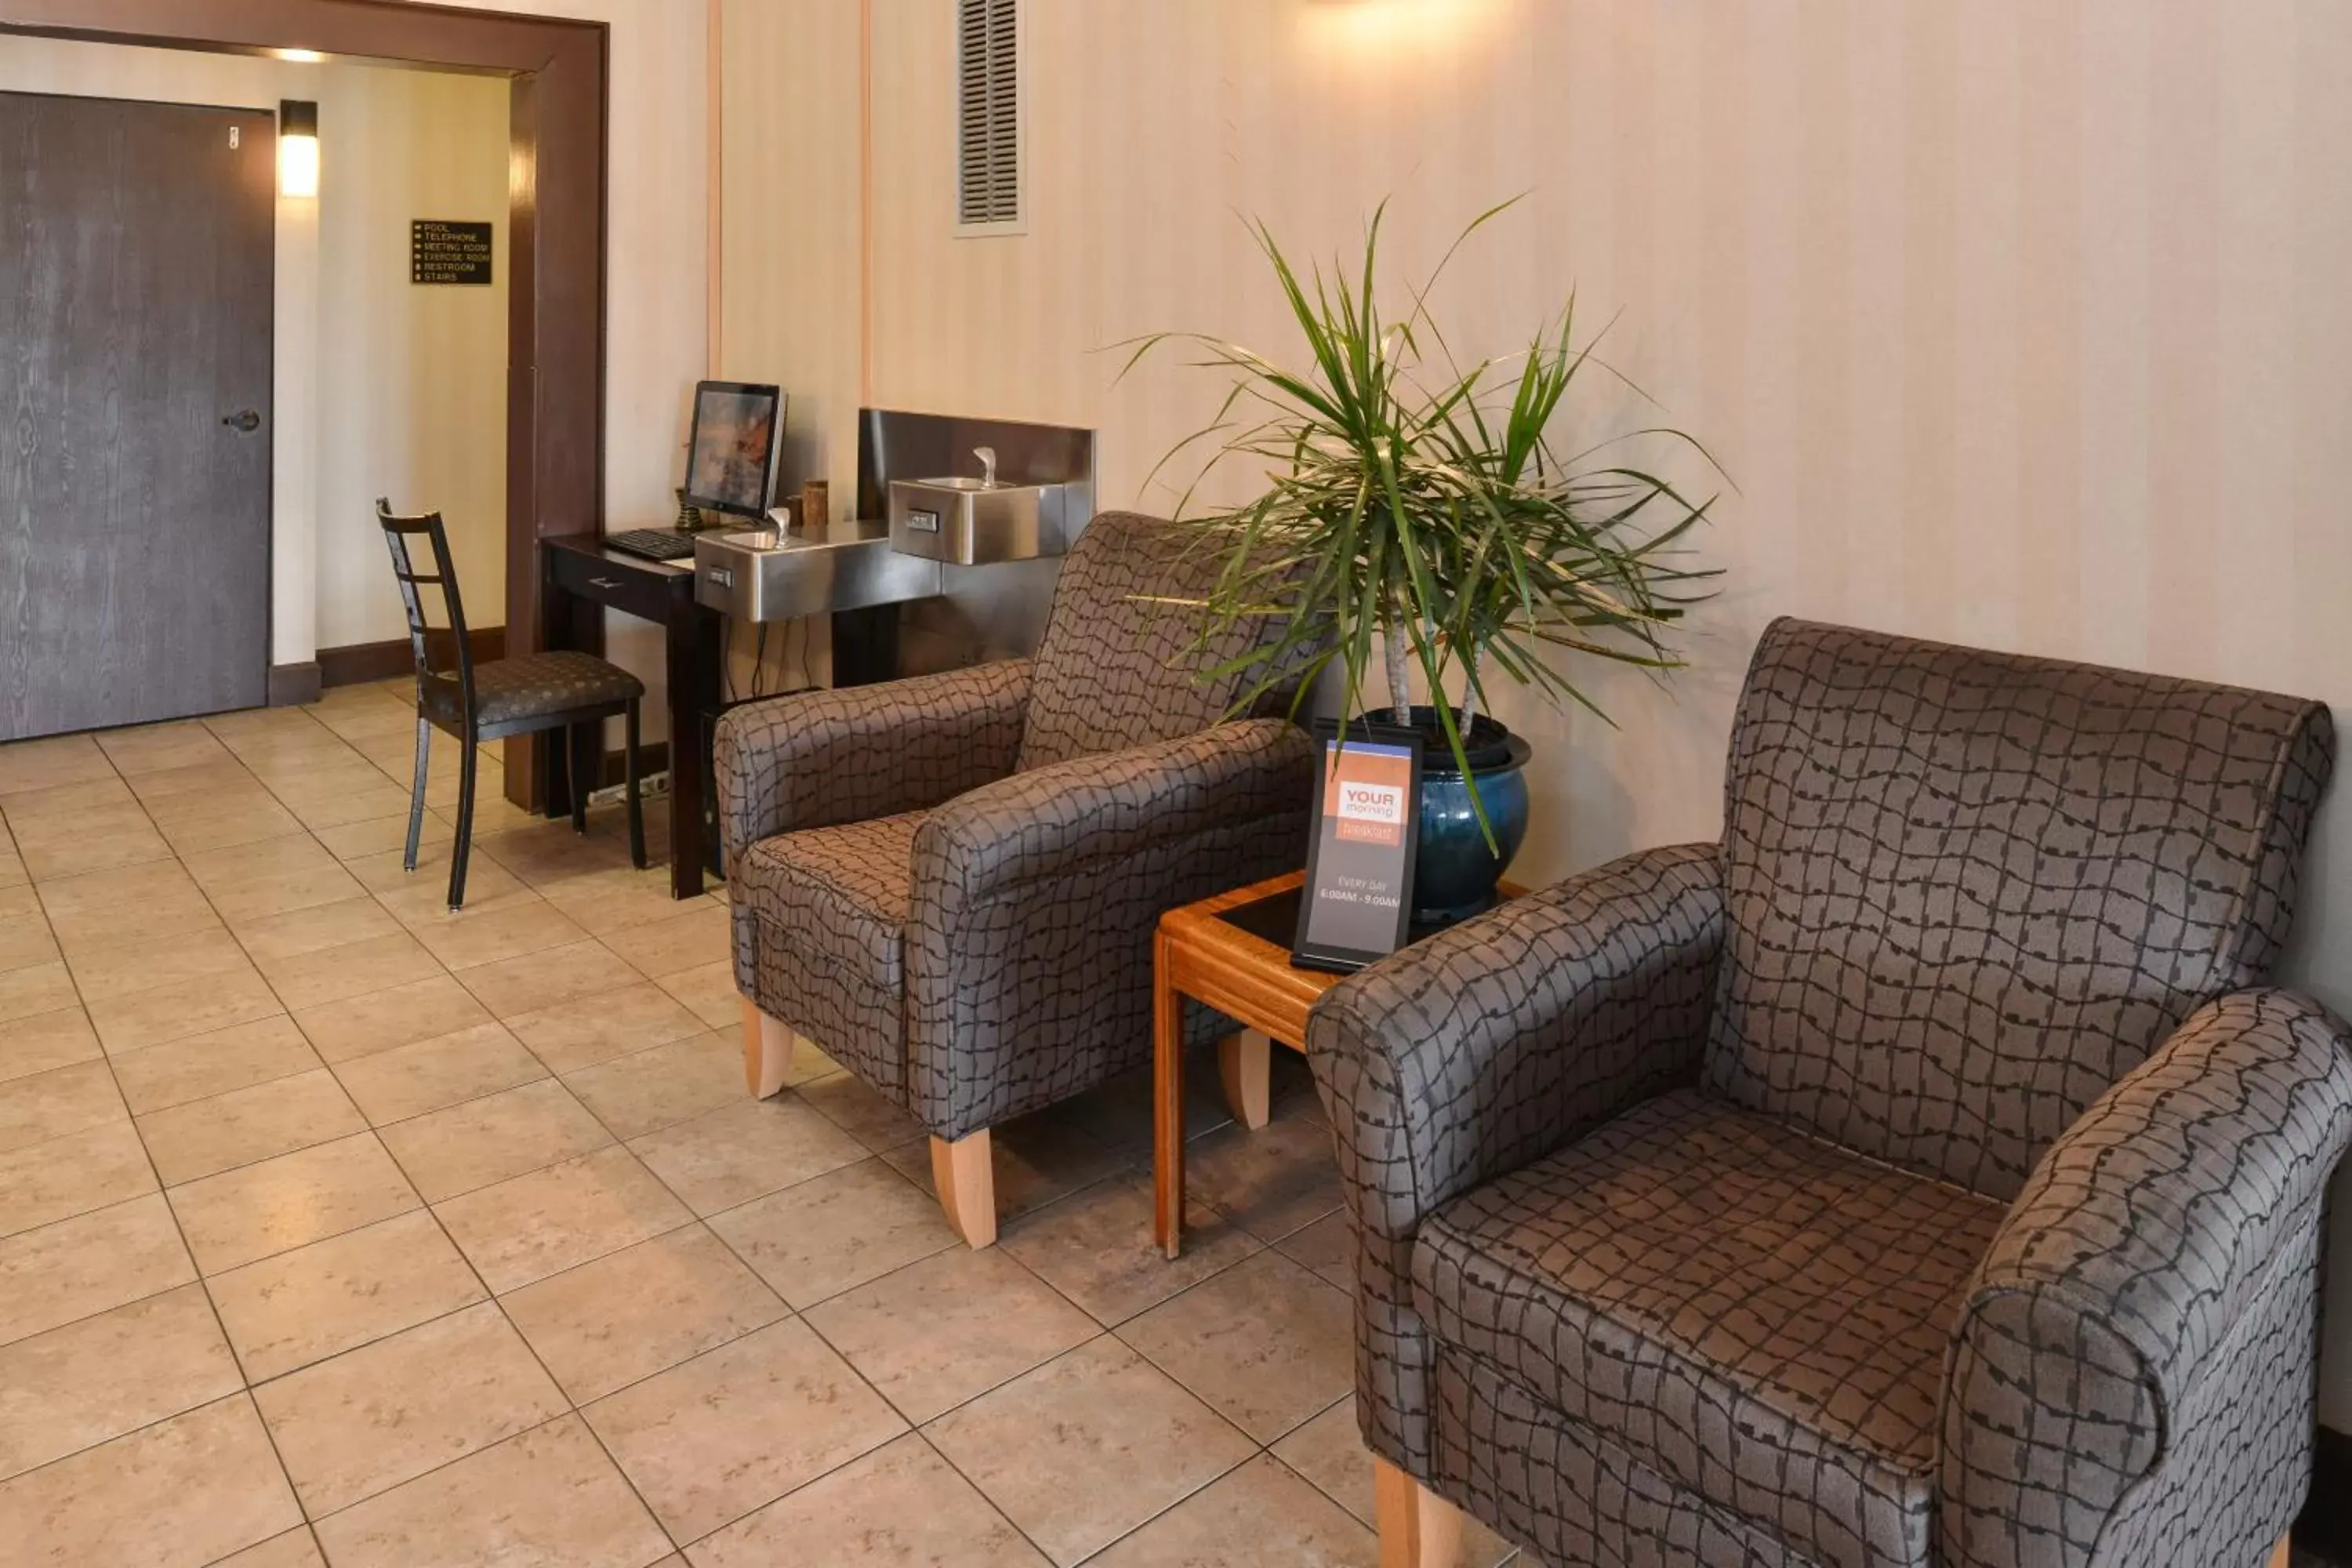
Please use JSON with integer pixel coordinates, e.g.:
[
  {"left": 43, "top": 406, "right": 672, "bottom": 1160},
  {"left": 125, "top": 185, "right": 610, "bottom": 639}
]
[
  {"left": 539, "top": 532, "right": 906, "bottom": 901},
  {"left": 542, "top": 534, "right": 724, "bottom": 899}
]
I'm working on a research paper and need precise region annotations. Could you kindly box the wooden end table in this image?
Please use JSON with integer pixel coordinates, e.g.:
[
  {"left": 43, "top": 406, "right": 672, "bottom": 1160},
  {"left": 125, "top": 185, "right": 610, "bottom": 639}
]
[{"left": 1152, "top": 869, "right": 1523, "bottom": 1258}]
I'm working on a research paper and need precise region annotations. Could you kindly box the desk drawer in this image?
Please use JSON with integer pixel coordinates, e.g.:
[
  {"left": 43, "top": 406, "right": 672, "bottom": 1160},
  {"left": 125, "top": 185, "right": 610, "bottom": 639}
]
[{"left": 547, "top": 545, "right": 676, "bottom": 622}]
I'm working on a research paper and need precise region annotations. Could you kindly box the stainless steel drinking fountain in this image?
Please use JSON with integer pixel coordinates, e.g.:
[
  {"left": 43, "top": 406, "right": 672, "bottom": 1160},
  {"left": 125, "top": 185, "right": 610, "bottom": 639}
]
[
  {"left": 691, "top": 517, "right": 943, "bottom": 622},
  {"left": 887, "top": 444, "right": 1085, "bottom": 566},
  {"left": 691, "top": 411, "right": 1097, "bottom": 678}
]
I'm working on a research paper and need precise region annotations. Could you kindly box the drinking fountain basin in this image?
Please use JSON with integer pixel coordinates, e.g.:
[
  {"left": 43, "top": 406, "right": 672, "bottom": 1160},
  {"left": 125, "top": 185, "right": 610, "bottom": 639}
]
[
  {"left": 693, "top": 519, "right": 943, "bottom": 622},
  {"left": 887, "top": 476, "right": 1080, "bottom": 566}
]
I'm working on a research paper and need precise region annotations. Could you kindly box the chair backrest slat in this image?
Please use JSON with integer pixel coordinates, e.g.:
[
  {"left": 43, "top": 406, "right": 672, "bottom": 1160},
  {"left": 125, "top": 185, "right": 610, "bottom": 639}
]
[{"left": 375, "top": 499, "right": 477, "bottom": 719}]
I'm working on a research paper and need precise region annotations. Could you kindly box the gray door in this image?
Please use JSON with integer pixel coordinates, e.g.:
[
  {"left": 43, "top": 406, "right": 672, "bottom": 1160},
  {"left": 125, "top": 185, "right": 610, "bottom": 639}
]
[{"left": 0, "top": 91, "right": 276, "bottom": 741}]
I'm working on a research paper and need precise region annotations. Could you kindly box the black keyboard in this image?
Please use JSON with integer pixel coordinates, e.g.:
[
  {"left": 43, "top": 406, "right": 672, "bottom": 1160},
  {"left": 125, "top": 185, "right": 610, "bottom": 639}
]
[{"left": 605, "top": 528, "right": 697, "bottom": 561}]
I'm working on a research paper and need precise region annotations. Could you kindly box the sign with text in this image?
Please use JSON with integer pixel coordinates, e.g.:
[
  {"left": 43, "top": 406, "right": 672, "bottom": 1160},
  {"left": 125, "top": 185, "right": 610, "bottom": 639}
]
[
  {"left": 411, "top": 220, "right": 493, "bottom": 285},
  {"left": 1293, "top": 723, "right": 1421, "bottom": 972}
]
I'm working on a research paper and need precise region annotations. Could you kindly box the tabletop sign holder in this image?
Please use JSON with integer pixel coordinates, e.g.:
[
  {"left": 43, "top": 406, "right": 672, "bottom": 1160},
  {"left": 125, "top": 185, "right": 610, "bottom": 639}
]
[{"left": 1292, "top": 719, "right": 1422, "bottom": 973}]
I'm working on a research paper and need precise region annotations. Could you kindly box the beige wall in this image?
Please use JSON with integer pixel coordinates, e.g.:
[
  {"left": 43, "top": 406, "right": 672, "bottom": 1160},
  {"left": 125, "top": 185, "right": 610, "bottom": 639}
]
[
  {"left": 714, "top": 0, "right": 860, "bottom": 689},
  {"left": 5, "top": 3, "right": 713, "bottom": 710},
  {"left": 718, "top": 0, "right": 863, "bottom": 513},
  {"left": 0, "top": 38, "right": 509, "bottom": 659},
  {"left": 397, "top": 0, "right": 710, "bottom": 720},
  {"left": 311, "top": 70, "right": 510, "bottom": 649},
  {"left": 724, "top": 0, "right": 2352, "bottom": 1422}
]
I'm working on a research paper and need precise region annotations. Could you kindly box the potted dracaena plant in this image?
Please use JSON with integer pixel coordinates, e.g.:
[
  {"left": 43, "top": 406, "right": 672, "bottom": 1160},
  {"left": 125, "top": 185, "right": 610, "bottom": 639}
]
[{"left": 1126, "top": 199, "right": 1722, "bottom": 923}]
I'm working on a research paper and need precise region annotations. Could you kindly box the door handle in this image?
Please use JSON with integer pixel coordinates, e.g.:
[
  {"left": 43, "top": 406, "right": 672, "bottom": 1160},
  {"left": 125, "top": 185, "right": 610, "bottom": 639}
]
[
  {"left": 589, "top": 576, "right": 622, "bottom": 590},
  {"left": 220, "top": 409, "right": 262, "bottom": 434}
]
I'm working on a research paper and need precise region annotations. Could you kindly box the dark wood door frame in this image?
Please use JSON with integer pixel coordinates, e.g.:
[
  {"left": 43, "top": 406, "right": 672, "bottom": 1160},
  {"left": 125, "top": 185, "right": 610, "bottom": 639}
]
[{"left": 0, "top": 0, "right": 606, "bottom": 809}]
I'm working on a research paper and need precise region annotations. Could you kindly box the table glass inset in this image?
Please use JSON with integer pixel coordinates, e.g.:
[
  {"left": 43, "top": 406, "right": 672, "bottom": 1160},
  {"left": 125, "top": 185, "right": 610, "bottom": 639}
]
[{"left": 1213, "top": 883, "right": 1499, "bottom": 966}]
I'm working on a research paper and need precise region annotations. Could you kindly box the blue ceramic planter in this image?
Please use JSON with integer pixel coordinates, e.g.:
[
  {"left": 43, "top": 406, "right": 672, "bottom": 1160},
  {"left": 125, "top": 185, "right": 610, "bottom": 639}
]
[{"left": 1400, "top": 709, "right": 1534, "bottom": 926}]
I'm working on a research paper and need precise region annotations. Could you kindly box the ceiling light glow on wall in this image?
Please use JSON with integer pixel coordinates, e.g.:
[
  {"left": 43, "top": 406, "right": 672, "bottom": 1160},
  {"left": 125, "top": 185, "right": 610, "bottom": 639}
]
[
  {"left": 1302, "top": 0, "right": 1498, "bottom": 55},
  {"left": 278, "top": 100, "right": 319, "bottom": 198}
]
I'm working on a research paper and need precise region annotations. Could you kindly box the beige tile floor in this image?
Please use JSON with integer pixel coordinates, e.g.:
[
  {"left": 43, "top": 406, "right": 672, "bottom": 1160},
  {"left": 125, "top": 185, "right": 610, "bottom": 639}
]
[{"left": 0, "top": 681, "right": 1522, "bottom": 1568}]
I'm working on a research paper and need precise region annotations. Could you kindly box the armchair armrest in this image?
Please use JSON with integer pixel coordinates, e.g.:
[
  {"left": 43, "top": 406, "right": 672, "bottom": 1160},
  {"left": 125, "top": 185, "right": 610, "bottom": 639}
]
[
  {"left": 713, "top": 659, "right": 1030, "bottom": 855},
  {"left": 901, "top": 717, "right": 1315, "bottom": 1138},
  {"left": 1941, "top": 988, "right": 2352, "bottom": 1568},
  {"left": 1308, "top": 841, "right": 1724, "bottom": 1246},
  {"left": 910, "top": 717, "right": 1315, "bottom": 909}
]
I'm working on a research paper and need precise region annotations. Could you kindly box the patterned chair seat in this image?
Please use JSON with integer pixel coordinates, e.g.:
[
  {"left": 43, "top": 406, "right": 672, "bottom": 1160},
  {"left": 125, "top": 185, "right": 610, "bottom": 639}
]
[
  {"left": 730, "top": 811, "right": 927, "bottom": 1098},
  {"left": 1414, "top": 1088, "right": 2006, "bottom": 1568},
  {"left": 734, "top": 811, "right": 924, "bottom": 996},
  {"left": 422, "top": 651, "right": 644, "bottom": 730}
]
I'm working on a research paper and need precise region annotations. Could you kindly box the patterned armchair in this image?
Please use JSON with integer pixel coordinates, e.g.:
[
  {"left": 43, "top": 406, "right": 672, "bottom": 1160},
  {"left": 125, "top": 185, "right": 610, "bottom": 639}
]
[
  {"left": 715, "top": 512, "right": 1316, "bottom": 1246},
  {"left": 1310, "top": 618, "right": 2352, "bottom": 1568}
]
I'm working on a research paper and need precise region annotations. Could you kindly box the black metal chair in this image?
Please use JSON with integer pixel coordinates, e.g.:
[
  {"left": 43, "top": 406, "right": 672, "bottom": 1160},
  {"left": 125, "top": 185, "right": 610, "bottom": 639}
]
[{"left": 376, "top": 499, "right": 646, "bottom": 909}]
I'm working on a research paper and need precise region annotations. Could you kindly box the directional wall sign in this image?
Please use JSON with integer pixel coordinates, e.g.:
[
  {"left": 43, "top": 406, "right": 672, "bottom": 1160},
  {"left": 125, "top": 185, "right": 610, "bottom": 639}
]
[{"left": 411, "top": 220, "right": 493, "bottom": 285}]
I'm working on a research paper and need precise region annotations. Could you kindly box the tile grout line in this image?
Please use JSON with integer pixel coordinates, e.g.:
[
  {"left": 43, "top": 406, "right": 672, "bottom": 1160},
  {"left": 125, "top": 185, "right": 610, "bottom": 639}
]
[
  {"left": 113, "top": 713, "right": 415, "bottom": 1209},
  {"left": 8, "top": 710, "right": 1377, "bottom": 1566},
  {"left": 407, "top": 1227, "right": 692, "bottom": 1559},
  {"left": 41, "top": 703, "right": 695, "bottom": 1560},
  {"left": 251, "top": 698, "right": 709, "bottom": 1557},
  {"left": 140, "top": 714, "right": 364, "bottom": 1548},
  {"left": 873, "top": 1131, "right": 1367, "bottom": 1563},
  {"left": 911, "top": 1322, "right": 1261, "bottom": 1568},
  {"left": 617, "top": 1117, "right": 1073, "bottom": 1557},
  {"left": 4, "top": 712, "right": 494, "bottom": 1523},
  {"left": 702, "top": 1150, "right": 1273, "bottom": 1558},
  {"left": 85, "top": 717, "right": 711, "bottom": 1195},
  {"left": 20, "top": 724, "right": 321, "bottom": 1554}
]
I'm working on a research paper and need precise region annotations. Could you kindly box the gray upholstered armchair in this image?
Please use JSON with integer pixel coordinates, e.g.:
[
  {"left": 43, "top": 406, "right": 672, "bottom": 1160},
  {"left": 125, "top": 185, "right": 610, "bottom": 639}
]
[
  {"left": 715, "top": 512, "right": 1315, "bottom": 1246},
  {"left": 1310, "top": 617, "right": 2352, "bottom": 1568}
]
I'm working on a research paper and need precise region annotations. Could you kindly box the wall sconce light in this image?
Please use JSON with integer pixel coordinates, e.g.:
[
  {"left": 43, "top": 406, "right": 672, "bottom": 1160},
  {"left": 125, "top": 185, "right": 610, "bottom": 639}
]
[{"left": 278, "top": 100, "right": 319, "bottom": 198}]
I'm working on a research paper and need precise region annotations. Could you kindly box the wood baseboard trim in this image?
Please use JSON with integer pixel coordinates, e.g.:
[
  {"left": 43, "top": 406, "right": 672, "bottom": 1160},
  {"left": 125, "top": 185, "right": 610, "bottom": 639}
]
[
  {"left": 2297, "top": 1423, "right": 2352, "bottom": 1559},
  {"left": 267, "top": 662, "right": 321, "bottom": 707},
  {"left": 318, "top": 628, "right": 503, "bottom": 690}
]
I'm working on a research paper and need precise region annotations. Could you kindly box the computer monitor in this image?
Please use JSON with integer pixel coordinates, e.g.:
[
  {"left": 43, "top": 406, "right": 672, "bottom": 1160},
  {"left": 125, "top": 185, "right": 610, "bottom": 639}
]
[{"left": 682, "top": 380, "right": 786, "bottom": 521}]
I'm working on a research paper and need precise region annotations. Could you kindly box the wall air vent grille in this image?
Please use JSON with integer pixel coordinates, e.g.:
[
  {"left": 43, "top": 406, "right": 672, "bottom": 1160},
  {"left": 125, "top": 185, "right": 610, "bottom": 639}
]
[{"left": 956, "top": 0, "right": 1021, "bottom": 229}]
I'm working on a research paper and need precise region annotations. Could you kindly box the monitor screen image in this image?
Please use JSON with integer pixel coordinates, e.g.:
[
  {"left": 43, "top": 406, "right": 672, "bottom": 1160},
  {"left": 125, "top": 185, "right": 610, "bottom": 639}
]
[{"left": 683, "top": 380, "right": 786, "bottom": 520}]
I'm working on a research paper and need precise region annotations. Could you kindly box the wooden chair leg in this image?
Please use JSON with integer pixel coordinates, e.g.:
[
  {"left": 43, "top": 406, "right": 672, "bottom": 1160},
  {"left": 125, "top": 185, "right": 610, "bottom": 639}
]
[
  {"left": 404, "top": 717, "right": 430, "bottom": 872},
  {"left": 929, "top": 1130, "right": 997, "bottom": 1249},
  {"left": 740, "top": 998, "right": 797, "bottom": 1098},
  {"left": 623, "top": 699, "right": 647, "bottom": 870},
  {"left": 1218, "top": 1028, "right": 1272, "bottom": 1131},
  {"left": 1374, "top": 1459, "right": 1463, "bottom": 1568},
  {"left": 447, "top": 726, "right": 478, "bottom": 910}
]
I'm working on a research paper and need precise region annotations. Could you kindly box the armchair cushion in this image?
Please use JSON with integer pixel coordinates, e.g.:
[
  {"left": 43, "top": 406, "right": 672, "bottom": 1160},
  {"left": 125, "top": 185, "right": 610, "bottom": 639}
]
[
  {"left": 1017, "top": 512, "right": 1308, "bottom": 771},
  {"left": 1308, "top": 840, "right": 1725, "bottom": 1476},
  {"left": 1415, "top": 1087, "right": 2003, "bottom": 1568},
  {"left": 731, "top": 811, "right": 928, "bottom": 1098},
  {"left": 902, "top": 717, "right": 1315, "bottom": 1138},
  {"left": 736, "top": 811, "right": 926, "bottom": 996},
  {"left": 1707, "top": 618, "right": 2332, "bottom": 1200}
]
